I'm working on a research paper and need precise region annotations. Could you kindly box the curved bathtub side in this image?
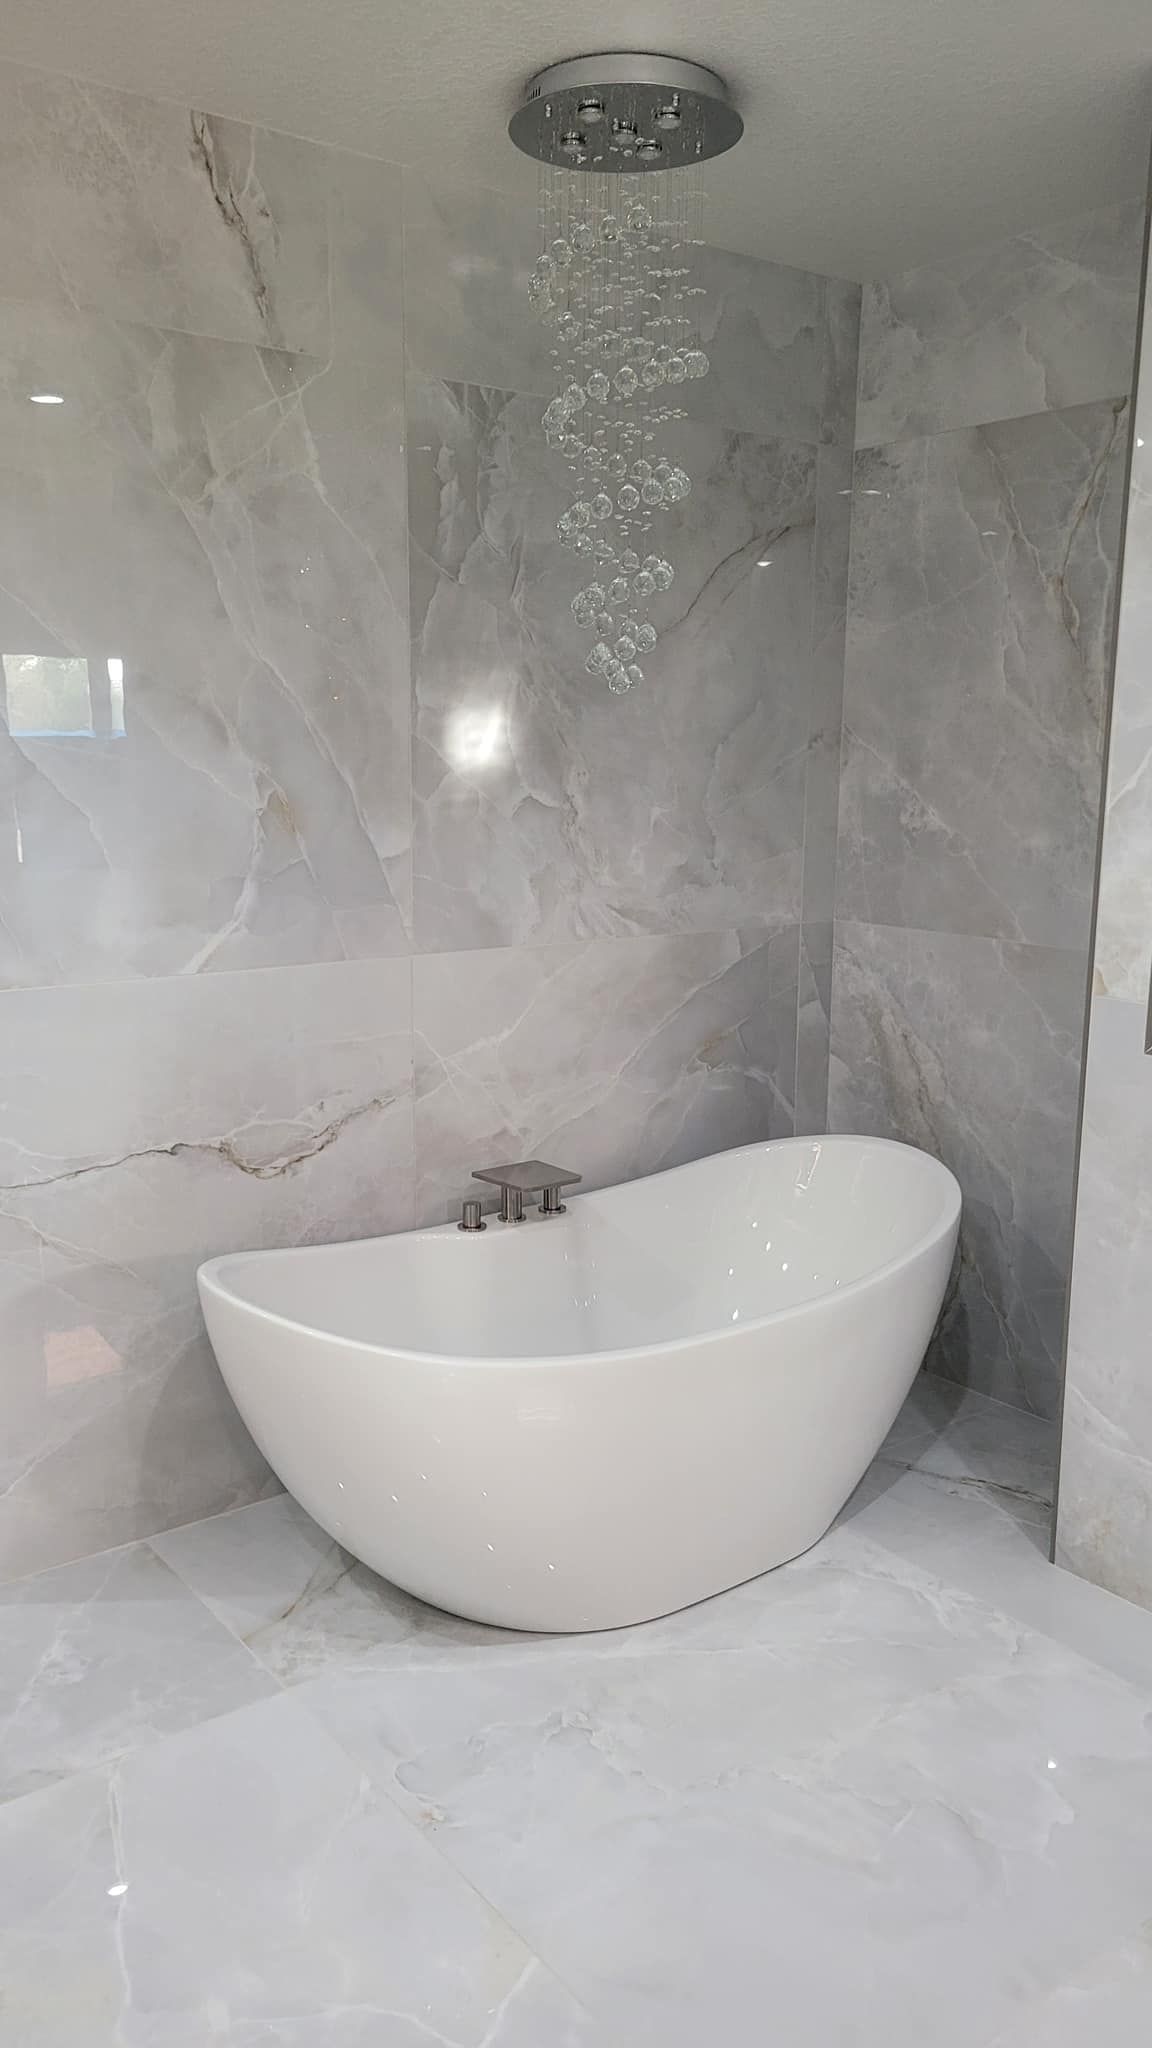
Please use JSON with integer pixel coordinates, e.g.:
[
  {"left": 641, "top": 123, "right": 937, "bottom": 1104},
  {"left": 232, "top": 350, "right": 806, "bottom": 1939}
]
[{"left": 198, "top": 1208, "right": 957, "bottom": 1633}]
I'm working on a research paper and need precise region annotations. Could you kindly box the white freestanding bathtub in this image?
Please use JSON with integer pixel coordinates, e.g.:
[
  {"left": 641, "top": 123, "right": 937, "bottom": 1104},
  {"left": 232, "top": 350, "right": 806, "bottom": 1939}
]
[{"left": 198, "top": 1136, "right": 960, "bottom": 1632}]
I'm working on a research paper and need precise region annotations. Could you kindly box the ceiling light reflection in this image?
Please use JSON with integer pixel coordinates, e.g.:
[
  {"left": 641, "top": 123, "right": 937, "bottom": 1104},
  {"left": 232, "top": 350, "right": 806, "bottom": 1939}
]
[{"left": 446, "top": 705, "right": 507, "bottom": 772}]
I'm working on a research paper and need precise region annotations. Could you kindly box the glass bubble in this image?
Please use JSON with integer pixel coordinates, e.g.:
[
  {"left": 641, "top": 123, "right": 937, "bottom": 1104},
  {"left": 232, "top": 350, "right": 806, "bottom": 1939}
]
[
  {"left": 586, "top": 371, "right": 611, "bottom": 403},
  {"left": 652, "top": 558, "right": 674, "bottom": 590},
  {"left": 585, "top": 651, "right": 604, "bottom": 674},
  {"left": 608, "top": 576, "right": 630, "bottom": 603},
  {"left": 643, "top": 553, "right": 660, "bottom": 570},
  {"left": 593, "top": 537, "right": 616, "bottom": 562},
  {"left": 625, "top": 201, "right": 654, "bottom": 233},
  {"left": 613, "top": 365, "right": 639, "bottom": 399},
  {"left": 614, "top": 634, "right": 637, "bottom": 660},
  {"left": 625, "top": 664, "right": 644, "bottom": 687},
  {"left": 654, "top": 461, "right": 672, "bottom": 482},
  {"left": 664, "top": 469, "right": 690, "bottom": 501},
  {"left": 630, "top": 459, "right": 652, "bottom": 482},
  {"left": 617, "top": 483, "right": 640, "bottom": 512},
  {"left": 594, "top": 609, "right": 614, "bottom": 632},
  {"left": 589, "top": 492, "right": 612, "bottom": 522},
  {"left": 543, "top": 397, "right": 566, "bottom": 430},
  {"left": 607, "top": 667, "right": 633, "bottom": 694},
  {"left": 639, "top": 357, "right": 666, "bottom": 390},
  {"left": 665, "top": 354, "right": 688, "bottom": 383},
  {"left": 568, "top": 500, "right": 590, "bottom": 529},
  {"left": 684, "top": 348, "right": 710, "bottom": 379},
  {"left": 571, "top": 221, "right": 595, "bottom": 253},
  {"left": 537, "top": 253, "right": 556, "bottom": 281},
  {"left": 551, "top": 237, "right": 573, "bottom": 269},
  {"left": 632, "top": 568, "right": 656, "bottom": 597},
  {"left": 641, "top": 478, "right": 664, "bottom": 507},
  {"left": 573, "top": 532, "right": 594, "bottom": 555},
  {"left": 556, "top": 312, "right": 578, "bottom": 343},
  {"left": 607, "top": 453, "right": 628, "bottom": 480},
  {"left": 599, "top": 214, "right": 621, "bottom": 242},
  {"left": 635, "top": 622, "right": 658, "bottom": 652},
  {"left": 563, "top": 383, "right": 587, "bottom": 413},
  {"left": 621, "top": 549, "right": 641, "bottom": 571},
  {"left": 604, "top": 657, "right": 626, "bottom": 685}
]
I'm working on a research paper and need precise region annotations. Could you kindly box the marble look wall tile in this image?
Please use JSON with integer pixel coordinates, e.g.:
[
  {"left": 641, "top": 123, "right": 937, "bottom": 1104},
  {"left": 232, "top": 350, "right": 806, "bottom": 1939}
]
[
  {"left": 857, "top": 202, "right": 1146, "bottom": 445},
  {"left": 0, "top": 1692, "right": 601, "bottom": 2045},
  {"left": 409, "top": 378, "right": 816, "bottom": 950},
  {"left": 413, "top": 927, "right": 798, "bottom": 1222},
  {"left": 1057, "top": 997, "right": 1152, "bottom": 1607},
  {"left": 402, "top": 168, "right": 860, "bottom": 441},
  {"left": 0, "top": 300, "right": 410, "bottom": 983},
  {"left": 0, "top": 60, "right": 333, "bottom": 351},
  {"left": 1091, "top": 286, "right": 1152, "bottom": 1003},
  {"left": 838, "top": 401, "right": 1127, "bottom": 948},
  {"left": 0, "top": 958, "right": 413, "bottom": 1581},
  {"left": 0, "top": 1541, "right": 275, "bottom": 1802},
  {"left": 828, "top": 922, "right": 1087, "bottom": 1418}
]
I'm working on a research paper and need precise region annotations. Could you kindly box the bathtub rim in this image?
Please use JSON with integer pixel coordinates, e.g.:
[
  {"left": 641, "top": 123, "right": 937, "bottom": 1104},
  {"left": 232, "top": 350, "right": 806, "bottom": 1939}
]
[{"left": 197, "top": 1135, "right": 961, "bottom": 1372}]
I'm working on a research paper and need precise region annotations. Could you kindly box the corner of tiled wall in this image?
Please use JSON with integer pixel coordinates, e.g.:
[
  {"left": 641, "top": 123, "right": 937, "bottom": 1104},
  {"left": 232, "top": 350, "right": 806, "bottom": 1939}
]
[
  {"left": 1056, "top": 165, "right": 1152, "bottom": 1606},
  {"left": 827, "top": 196, "right": 1149, "bottom": 1420}
]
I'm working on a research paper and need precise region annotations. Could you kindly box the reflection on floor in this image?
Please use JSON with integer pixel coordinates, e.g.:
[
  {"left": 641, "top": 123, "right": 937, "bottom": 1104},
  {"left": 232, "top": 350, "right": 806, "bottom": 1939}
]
[{"left": 4, "top": 1372, "right": 1152, "bottom": 2045}]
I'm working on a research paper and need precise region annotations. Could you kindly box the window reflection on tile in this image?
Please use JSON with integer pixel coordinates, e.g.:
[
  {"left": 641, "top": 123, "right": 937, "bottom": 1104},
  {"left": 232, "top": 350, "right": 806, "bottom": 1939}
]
[{"left": 1, "top": 652, "right": 126, "bottom": 738}]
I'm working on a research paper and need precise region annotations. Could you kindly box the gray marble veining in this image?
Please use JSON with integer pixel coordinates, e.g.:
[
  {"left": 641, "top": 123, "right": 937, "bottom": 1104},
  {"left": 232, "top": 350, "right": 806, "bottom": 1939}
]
[
  {"left": 0, "top": 960, "right": 413, "bottom": 1580},
  {"left": 0, "top": 301, "right": 410, "bottom": 986},
  {"left": 857, "top": 202, "right": 1146, "bottom": 445},
  {"left": 828, "top": 922, "right": 1086, "bottom": 1419},
  {"left": 11, "top": 1375, "right": 1152, "bottom": 2044},
  {"left": 0, "top": 1541, "right": 275, "bottom": 1803},
  {"left": 413, "top": 926, "right": 799, "bottom": 1223},
  {"left": 0, "top": 1692, "right": 602, "bottom": 2045},
  {"left": 0, "top": 53, "right": 857, "bottom": 1577},
  {"left": 838, "top": 400, "right": 1127, "bottom": 948},
  {"left": 409, "top": 377, "right": 816, "bottom": 952}
]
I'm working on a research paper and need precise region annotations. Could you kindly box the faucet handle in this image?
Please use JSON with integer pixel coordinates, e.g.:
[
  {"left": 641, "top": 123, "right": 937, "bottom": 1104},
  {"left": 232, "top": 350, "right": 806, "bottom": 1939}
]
[{"left": 472, "top": 1159, "right": 582, "bottom": 1222}]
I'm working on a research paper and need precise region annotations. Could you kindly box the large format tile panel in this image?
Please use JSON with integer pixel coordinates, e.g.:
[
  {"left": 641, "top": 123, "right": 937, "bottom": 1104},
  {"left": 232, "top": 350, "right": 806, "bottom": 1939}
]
[
  {"left": 0, "top": 300, "right": 410, "bottom": 984},
  {"left": 828, "top": 921, "right": 1086, "bottom": 1419},
  {"left": 0, "top": 1541, "right": 276, "bottom": 1804},
  {"left": 837, "top": 400, "right": 1128, "bottom": 948},
  {"left": 0, "top": 958, "right": 413, "bottom": 1581},
  {"left": 298, "top": 1529, "right": 1152, "bottom": 2048},
  {"left": 0, "top": 57, "right": 406, "bottom": 369},
  {"left": 857, "top": 202, "right": 1146, "bottom": 445},
  {"left": 413, "top": 927, "right": 799, "bottom": 1222},
  {"left": 409, "top": 377, "right": 816, "bottom": 951},
  {"left": 0, "top": 1691, "right": 601, "bottom": 2045}
]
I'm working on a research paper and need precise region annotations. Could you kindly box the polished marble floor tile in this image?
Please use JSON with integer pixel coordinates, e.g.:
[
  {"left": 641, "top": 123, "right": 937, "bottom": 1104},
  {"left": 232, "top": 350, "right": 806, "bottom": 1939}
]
[
  {"left": 5, "top": 1373, "right": 1152, "bottom": 2045},
  {"left": 0, "top": 1692, "right": 602, "bottom": 2046},
  {"left": 152, "top": 1491, "right": 522, "bottom": 1686},
  {"left": 0, "top": 1542, "right": 275, "bottom": 1805}
]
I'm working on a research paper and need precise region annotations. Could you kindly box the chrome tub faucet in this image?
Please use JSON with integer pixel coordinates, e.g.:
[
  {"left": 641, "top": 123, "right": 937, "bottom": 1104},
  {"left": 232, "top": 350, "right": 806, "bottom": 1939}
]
[{"left": 458, "top": 1159, "right": 582, "bottom": 1230}]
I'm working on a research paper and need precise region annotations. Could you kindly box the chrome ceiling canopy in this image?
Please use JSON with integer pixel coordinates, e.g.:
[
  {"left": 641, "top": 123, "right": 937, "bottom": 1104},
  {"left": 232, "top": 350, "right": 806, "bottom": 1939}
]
[{"left": 508, "top": 52, "right": 743, "bottom": 174}]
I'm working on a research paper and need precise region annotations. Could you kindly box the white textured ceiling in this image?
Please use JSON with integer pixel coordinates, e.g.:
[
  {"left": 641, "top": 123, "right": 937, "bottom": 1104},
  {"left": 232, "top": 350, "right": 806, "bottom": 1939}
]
[{"left": 0, "top": 0, "right": 1149, "bottom": 277}]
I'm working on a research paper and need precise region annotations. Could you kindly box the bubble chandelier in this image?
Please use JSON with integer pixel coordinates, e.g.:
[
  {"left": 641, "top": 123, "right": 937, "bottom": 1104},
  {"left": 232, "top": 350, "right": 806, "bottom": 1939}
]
[{"left": 509, "top": 54, "right": 743, "bottom": 692}]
